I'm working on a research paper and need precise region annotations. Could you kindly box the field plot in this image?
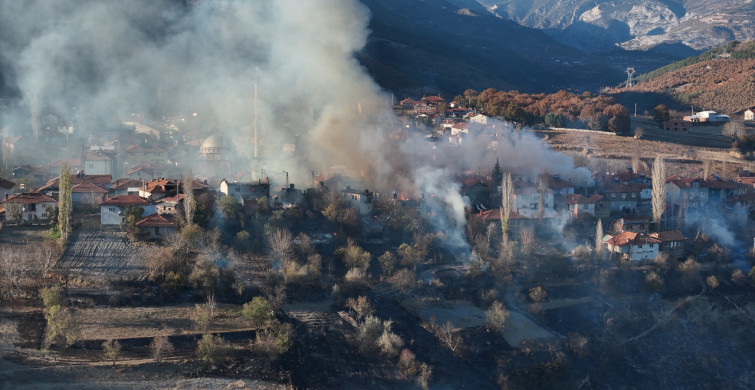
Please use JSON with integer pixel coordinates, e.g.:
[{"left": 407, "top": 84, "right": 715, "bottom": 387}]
[{"left": 55, "top": 230, "right": 151, "bottom": 279}]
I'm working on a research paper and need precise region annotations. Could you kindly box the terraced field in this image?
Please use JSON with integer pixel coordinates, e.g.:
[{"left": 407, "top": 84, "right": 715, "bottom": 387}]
[{"left": 55, "top": 230, "right": 151, "bottom": 280}]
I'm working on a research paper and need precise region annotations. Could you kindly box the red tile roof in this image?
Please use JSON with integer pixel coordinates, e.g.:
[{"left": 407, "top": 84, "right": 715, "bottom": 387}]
[
  {"left": 649, "top": 231, "right": 687, "bottom": 242},
  {"left": 135, "top": 213, "right": 176, "bottom": 228},
  {"left": 125, "top": 145, "right": 166, "bottom": 153},
  {"left": 606, "top": 231, "right": 661, "bottom": 247},
  {"left": 71, "top": 183, "right": 107, "bottom": 193},
  {"left": 100, "top": 195, "right": 151, "bottom": 206},
  {"left": 3, "top": 192, "right": 56, "bottom": 204},
  {"left": 112, "top": 178, "right": 142, "bottom": 190},
  {"left": 475, "top": 209, "right": 527, "bottom": 222}
]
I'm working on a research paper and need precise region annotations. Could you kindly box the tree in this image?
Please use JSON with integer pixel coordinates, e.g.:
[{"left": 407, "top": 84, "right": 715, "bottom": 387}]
[
  {"left": 492, "top": 158, "right": 503, "bottom": 187},
  {"left": 183, "top": 170, "right": 196, "bottom": 225},
  {"left": 500, "top": 173, "right": 513, "bottom": 243},
  {"left": 251, "top": 321, "right": 293, "bottom": 368},
  {"left": 485, "top": 301, "right": 509, "bottom": 335},
  {"left": 702, "top": 159, "right": 712, "bottom": 179},
  {"left": 595, "top": 219, "right": 604, "bottom": 255},
  {"left": 652, "top": 156, "right": 667, "bottom": 230},
  {"left": 218, "top": 195, "right": 241, "bottom": 222},
  {"left": 537, "top": 172, "right": 547, "bottom": 219},
  {"left": 389, "top": 268, "right": 416, "bottom": 299},
  {"left": 196, "top": 333, "right": 230, "bottom": 368},
  {"left": 120, "top": 205, "right": 144, "bottom": 232},
  {"left": 150, "top": 335, "right": 174, "bottom": 366},
  {"left": 58, "top": 163, "right": 72, "bottom": 241},
  {"left": 268, "top": 228, "right": 293, "bottom": 265},
  {"left": 5, "top": 203, "right": 23, "bottom": 223},
  {"left": 242, "top": 296, "right": 273, "bottom": 329},
  {"left": 652, "top": 104, "right": 670, "bottom": 126},
  {"left": 378, "top": 251, "right": 397, "bottom": 278},
  {"left": 192, "top": 303, "right": 212, "bottom": 333},
  {"left": 631, "top": 140, "right": 641, "bottom": 173},
  {"left": 102, "top": 339, "right": 121, "bottom": 367},
  {"left": 346, "top": 296, "right": 375, "bottom": 322}
]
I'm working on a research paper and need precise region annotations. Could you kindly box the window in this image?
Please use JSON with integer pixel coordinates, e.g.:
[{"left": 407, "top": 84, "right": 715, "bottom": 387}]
[
  {"left": 109, "top": 207, "right": 117, "bottom": 212},
  {"left": 235, "top": 188, "right": 240, "bottom": 192},
  {"left": 611, "top": 193, "right": 616, "bottom": 198},
  {"left": 621, "top": 193, "right": 626, "bottom": 199},
  {"left": 88, "top": 163, "right": 94, "bottom": 168},
  {"left": 700, "top": 192, "right": 705, "bottom": 197},
  {"left": 631, "top": 193, "right": 636, "bottom": 198}
]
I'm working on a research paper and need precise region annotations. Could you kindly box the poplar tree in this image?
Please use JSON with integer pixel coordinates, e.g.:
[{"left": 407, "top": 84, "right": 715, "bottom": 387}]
[
  {"left": 58, "top": 163, "right": 72, "bottom": 241},
  {"left": 500, "top": 173, "right": 512, "bottom": 243},
  {"left": 652, "top": 156, "right": 666, "bottom": 231}
]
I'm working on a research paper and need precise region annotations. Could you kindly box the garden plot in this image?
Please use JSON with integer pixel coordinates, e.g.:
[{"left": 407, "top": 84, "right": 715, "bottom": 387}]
[{"left": 55, "top": 230, "right": 151, "bottom": 279}]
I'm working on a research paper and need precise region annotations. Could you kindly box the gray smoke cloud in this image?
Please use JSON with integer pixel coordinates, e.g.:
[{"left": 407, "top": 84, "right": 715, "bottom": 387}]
[{"left": 1, "top": 0, "right": 593, "bottom": 248}]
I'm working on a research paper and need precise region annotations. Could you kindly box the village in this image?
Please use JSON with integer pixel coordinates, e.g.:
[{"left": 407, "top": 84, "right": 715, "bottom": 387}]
[{"left": 1, "top": 93, "right": 755, "bottom": 389}]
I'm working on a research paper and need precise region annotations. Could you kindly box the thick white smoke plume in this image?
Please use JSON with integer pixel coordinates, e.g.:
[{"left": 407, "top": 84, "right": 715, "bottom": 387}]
[{"left": 1, "top": 0, "right": 591, "bottom": 247}]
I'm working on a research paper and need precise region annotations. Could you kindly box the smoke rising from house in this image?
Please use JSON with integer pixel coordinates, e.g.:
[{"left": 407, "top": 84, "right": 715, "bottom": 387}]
[{"left": 0, "top": 0, "right": 592, "bottom": 244}]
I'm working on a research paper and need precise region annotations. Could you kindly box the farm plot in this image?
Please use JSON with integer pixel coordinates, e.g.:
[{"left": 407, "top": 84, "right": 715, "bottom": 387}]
[{"left": 55, "top": 230, "right": 151, "bottom": 279}]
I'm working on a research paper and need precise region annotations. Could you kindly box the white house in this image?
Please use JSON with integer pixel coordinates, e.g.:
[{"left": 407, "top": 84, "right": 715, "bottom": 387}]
[
  {"left": 744, "top": 108, "right": 754, "bottom": 121},
  {"left": 683, "top": 110, "right": 730, "bottom": 123},
  {"left": 219, "top": 179, "right": 270, "bottom": 205},
  {"left": 83, "top": 150, "right": 116, "bottom": 175},
  {"left": 511, "top": 186, "right": 554, "bottom": 218},
  {"left": 605, "top": 231, "right": 659, "bottom": 261},
  {"left": 469, "top": 113, "right": 489, "bottom": 125},
  {"left": 100, "top": 195, "right": 156, "bottom": 225},
  {"left": 1, "top": 192, "right": 57, "bottom": 223},
  {"left": 342, "top": 186, "right": 379, "bottom": 215}
]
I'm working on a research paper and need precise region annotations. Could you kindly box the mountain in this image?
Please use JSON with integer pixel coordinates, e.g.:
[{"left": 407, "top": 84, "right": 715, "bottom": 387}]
[
  {"left": 474, "top": 0, "right": 755, "bottom": 52},
  {"left": 610, "top": 41, "right": 755, "bottom": 115},
  {"left": 357, "top": 0, "right": 687, "bottom": 97}
]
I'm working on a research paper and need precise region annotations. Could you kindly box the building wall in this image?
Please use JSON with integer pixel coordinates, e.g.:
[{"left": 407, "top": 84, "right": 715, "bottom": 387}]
[
  {"left": 100, "top": 204, "right": 157, "bottom": 225},
  {"left": 629, "top": 243, "right": 659, "bottom": 261},
  {"left": 85, "top": 159, "right": 113, "bottom": 175}
]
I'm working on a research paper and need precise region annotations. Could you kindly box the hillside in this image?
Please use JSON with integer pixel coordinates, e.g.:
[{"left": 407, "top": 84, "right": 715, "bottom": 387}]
[
  {"left": 474, "top": 0, "right": 755, "bottom": 52},
  {"left": 616, "top": 41, "right": 755, "bottom": 115},
  {"left": 357, "top": 0, "right": 690, "bottom": 96}
]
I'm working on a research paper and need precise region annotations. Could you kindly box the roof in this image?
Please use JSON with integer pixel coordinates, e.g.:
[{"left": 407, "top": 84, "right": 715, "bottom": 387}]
[
  {"left": 85, "top": 150, "right": 115, "bottom": 161},
  {"left": 100, "top": 195, "right": 152, "bottom": 206},
  {"left": 604, "top": 183, "right": 642, "bottom": 193},
  {"left": 158, "top": 194, "right": 185, "bottom": 204},
  {"left": 71, "top": 183, "right": 107, "bottom": 193},
  {"left": 421, "top": 96, "right": 445, "bottom": 103},
  {"left": 565, "top": 194, "right": 604, "bottom": 204},
  {"left": 112, "top": 178, "right": 142, "bottom": 190},
  {"left": 142, "top": 178, "right": 176, "bottom": 194},
  {"left": 606, "top": 231, "right": 660, "bottom": 247},
  {"left": 3, "top": 192, "right": 56, "bottom": 204},
  {"left": 201, "top": 134, "right": 225, "bottom": 149},
  {"left": 38, "top": 174, "right": 113, "bottom": 192},
  {"left": 135, "top": 213, "right": 176, "bottom": 228},
  {"left": 649, "top": 231, "right": 687, "bottom": 242},
  {"left": 0, "top": 178, "right": 15, "bottom": 190},
  {"left": 181, "top": 178, "right": 210, "bottom": 191},
  {"left": 665, "top": 176, "right": 699, "bottom": 188},
  {"left": 125, "top": 145, "right": 166, "bottom": 153},
  {"left": 700, "top": 179, "right": 746, "bottom": 190},
  {"left": 475, "top": 209, "right": 528, "bottom": 222},
  {"left": 548, "top": 177, "right": 574, "bottom": 189}
]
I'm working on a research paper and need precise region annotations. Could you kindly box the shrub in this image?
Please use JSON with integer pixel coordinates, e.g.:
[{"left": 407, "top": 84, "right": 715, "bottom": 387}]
[
  {"left": 242, "top": 297, "right": 273, "bottom": 328},
  {"left": 485, "top": 301, "right": 509, "bottom": 335},
  {"left": 196, "top": 333, "right": 230, "bottom": 368}
]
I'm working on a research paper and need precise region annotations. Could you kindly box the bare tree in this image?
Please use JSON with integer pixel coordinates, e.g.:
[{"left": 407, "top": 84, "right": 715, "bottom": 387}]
[
  {"left": 500, "top": 172, "right": 512, "bottom": 243},
  {"left": 652, "top": 156, "right": 666, "bottom": 230},
  {"left": 537, "top": 172, "right": 547, "bottom": 219},
  {"left": 702, "top": 159, "right": 712, "bottom": 179},
  {"left": 183, "top": 170, "right": 195, "bottom": 224},
  {"left": 436, "top": 321, "right": 462, "bottom": 354},
  {"left": 518, "top": 228, "right": 535, "bottom": 255},
  {"left": 595, "top": 219, "right": 604, "bottom": 255},
  {"left": 485, "top": 301, "right": 509, "bottom": 335},
  {"left": 722, "top": 121, "right": 746, "bottom": 139},
  {"left": 268, "top": 228, "right": 293, "bottom": 265},
  {"left": 150, "top": 335, "right": 174, "bottom": 366},
  {"left": 631, "top": 140, "right": 641, "bottom": 173},
  {"left": 58, "top": 163, "right": 72, "bottom": 241}
]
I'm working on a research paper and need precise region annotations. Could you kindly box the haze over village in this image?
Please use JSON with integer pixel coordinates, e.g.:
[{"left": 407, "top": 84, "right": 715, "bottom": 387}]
[{"left": 1, "top": 1, "right": 755, "bottom": 389}]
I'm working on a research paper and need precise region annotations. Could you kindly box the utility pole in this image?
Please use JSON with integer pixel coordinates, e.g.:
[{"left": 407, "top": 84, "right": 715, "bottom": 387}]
[{"left": 283, "top": 170, "right": 289, "bottom": 187}]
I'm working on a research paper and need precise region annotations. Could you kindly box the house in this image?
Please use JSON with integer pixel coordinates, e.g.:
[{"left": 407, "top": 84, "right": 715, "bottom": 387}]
[
  {"left": 342, "top": 186, "right": 379, "bottom": 215},
  {"left": 603, "top": 183, "right": 641, "bottom": 213},
  {"left": 111, "top": 178, "right": 142, "bottom": 196},
  {"left": 473, "top": 208, "right": 532, "bottom": 234},
  {"left": 700, "top": 178, "right": 749, "bottom": 205},
  {"left": 127, "top": 164, "right": 156, "bottom": 180},
  {"left": 745, "top": 108, "right": 754, "bottom": 121},
  {"left": 683, "top": 110, "right": 730, "bottom": 123},
  {"left": 450, "top": 122, "right": 469, "bottom": 136},
  {"left": 605, "top": 232, "right": 660, "bottom": 261},
  {"left": 135, "top": 213, "right": 177, "bottom": 239},
  {"left": 663, "top": 119, "right": 689, "bottom": 131},
  {"left": 666, "top": 176, "right": 706, "bottom": 207},
  {"left": 156, "top": 194, "right": 184, "bottom": 214},
  {"left": 125, "top": 145, "right": 167, "bottom": 163},
  {"left": 37, "top": 173, "right": 113, "bottom": 198},
  {"left": 565, "top": 194, "right": 609, "bottom": 219},
  {"left": 0, "top": 192, "right": 57, "bottom": 223},
  {"left": 649, "top": 231, "right": 686, "bottom": 258},
  {"left": 737, "top": 170, "right": 755, "bottom": 187},
  {"left": 614, "top": 217, "right": 650, "bottom": 234},
  {"left": 82, "top": 150, "right": 116, "bottom": 176},
  {"left": 138, "top": 178, "right": 177, "bottom": 202},
  {"left": 469, "top": 114, "right": 489, "bottom": 125},
  {"left": 219, "top": 179, "right": 270, "bottom": 206},
  {"left": 71, "top": 183, "right": 108, "bottom": 205},
  {"left": 421, "top": 96, "right": 445, "bottom": 106},
  {"left": 0, "top": 177, "right": 15, "bottom": 200},
  {"left": 100, "top": 195, "right": 156, "bottom": 225},
  {"left": 511, "top": 186, "right": 555, "bottom": 218},
  {"left": 276, "top": 184, "right": 303, "bottom": 206},
  {"left": 548, "top": 176, "right": 575, "bottom": 196}
]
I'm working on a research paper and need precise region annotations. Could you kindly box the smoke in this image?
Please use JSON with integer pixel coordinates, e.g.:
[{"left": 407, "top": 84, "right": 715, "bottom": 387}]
[{"left": 1, "top": 0, "right": 592, "bottom": 252}]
